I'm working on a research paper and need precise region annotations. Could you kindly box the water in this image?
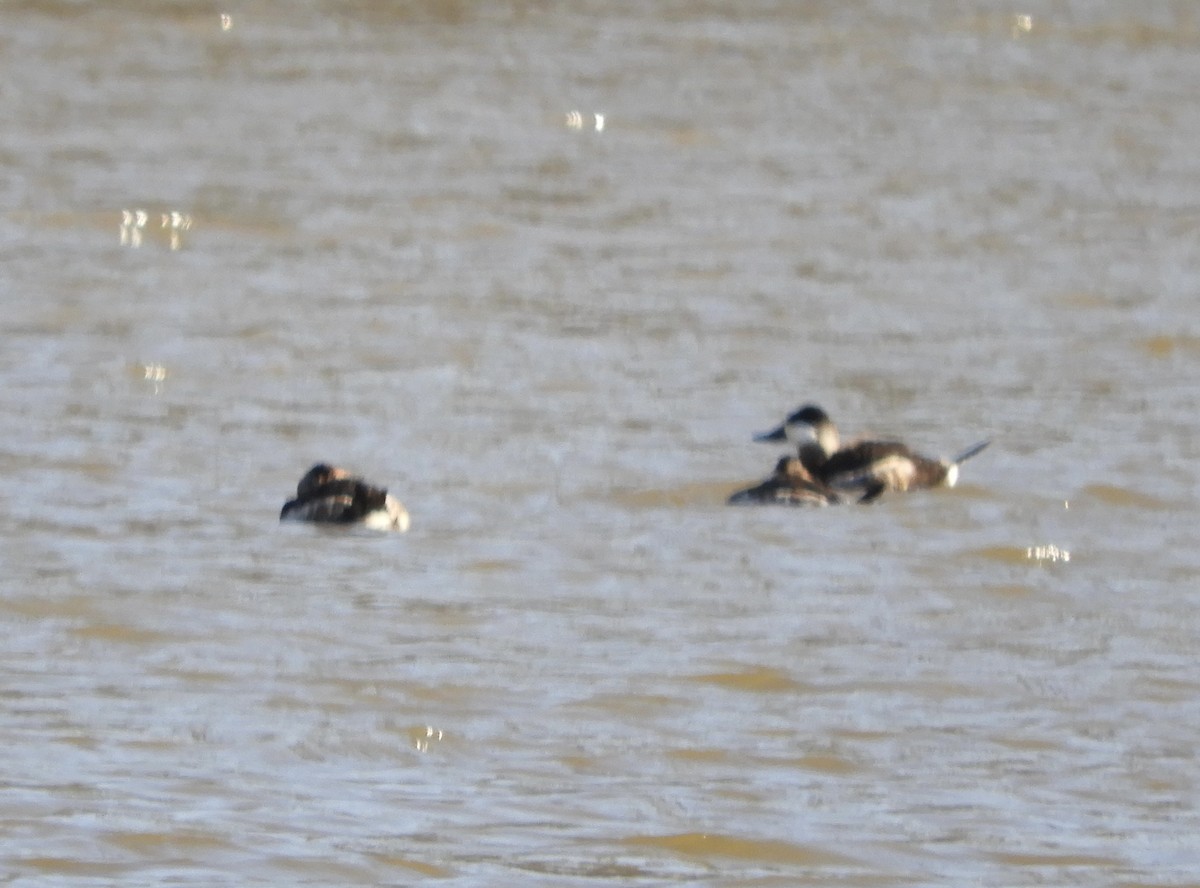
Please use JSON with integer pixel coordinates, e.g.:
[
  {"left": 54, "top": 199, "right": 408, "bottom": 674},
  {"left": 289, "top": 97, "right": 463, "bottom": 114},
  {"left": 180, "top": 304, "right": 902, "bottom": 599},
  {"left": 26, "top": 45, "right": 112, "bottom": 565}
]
[{"left": 2, "top": 2, "right": 1199, "bottom": 884}]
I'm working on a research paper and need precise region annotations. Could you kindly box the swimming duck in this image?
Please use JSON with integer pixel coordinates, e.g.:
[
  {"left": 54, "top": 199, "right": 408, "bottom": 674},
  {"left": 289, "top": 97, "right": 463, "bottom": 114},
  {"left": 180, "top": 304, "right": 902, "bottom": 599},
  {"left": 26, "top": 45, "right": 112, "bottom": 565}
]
[
  {"left": 754, "top": 405, "right": 989, "bottom": 502},
  {"left": 728, "top": 455, "right": 842, "bottom": 507},
  {"left": 280, "top": 463, "right": 410, "bottom": 532}
]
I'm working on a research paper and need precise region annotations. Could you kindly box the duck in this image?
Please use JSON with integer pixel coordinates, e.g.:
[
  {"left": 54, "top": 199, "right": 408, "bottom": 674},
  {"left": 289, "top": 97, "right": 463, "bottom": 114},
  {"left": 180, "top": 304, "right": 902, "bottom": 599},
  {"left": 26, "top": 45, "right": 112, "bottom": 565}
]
[
  {"left": 728, "top": 455, "right": 842, "bottom": 507},
  {"left": 754, "top": 405, "right": 989, "bottom": 502},
  {"left": 280, "top": 463, "right": 410, "bottom": 532}
]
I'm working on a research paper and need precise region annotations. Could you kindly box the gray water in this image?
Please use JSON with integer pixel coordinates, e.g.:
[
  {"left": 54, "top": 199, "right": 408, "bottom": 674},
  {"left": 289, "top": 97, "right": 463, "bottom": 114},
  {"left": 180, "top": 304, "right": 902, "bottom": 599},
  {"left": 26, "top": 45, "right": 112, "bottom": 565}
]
[{"left": 3, "top": 2, "right": 1199, "bottom": 885}]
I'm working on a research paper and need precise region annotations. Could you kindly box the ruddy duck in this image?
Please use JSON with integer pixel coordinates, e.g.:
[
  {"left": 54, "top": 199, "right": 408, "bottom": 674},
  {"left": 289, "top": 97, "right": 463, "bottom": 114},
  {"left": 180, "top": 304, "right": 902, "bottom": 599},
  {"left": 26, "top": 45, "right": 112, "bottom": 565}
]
[
  {"left": 754, "top": 405, "right": 989, "bottom": 502},
  {"left": 728, "top": 455, "right": 841, "bottom": 507},
  {"left": 280, "top": 463, "right": 410, "bottom": 532}
]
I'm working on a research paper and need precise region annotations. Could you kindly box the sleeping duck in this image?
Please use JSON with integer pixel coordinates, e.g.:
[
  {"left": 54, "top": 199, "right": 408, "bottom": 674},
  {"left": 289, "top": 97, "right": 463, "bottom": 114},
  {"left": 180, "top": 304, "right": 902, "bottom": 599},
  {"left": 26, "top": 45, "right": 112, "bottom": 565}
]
[
  {"left": 280, "top": 463, "right": 410, "bottom": 532},
  {"left": 728, "top": 455, "right": 842, "bottom": 507}
]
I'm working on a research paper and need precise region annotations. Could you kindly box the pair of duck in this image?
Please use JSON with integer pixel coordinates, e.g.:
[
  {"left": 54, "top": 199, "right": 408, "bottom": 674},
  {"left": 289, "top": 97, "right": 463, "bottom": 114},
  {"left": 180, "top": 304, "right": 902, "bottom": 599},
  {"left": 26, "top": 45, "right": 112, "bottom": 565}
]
[{"left": 728, "top": 404, "right": 989, "bottom": 507}]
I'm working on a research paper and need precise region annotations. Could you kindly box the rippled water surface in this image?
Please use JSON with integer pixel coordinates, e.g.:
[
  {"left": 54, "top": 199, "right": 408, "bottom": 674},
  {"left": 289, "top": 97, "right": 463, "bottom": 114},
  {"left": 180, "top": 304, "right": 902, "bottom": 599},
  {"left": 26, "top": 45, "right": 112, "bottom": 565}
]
[{"left": 3, "top": 2, "right": 1200, "bottom": 885}]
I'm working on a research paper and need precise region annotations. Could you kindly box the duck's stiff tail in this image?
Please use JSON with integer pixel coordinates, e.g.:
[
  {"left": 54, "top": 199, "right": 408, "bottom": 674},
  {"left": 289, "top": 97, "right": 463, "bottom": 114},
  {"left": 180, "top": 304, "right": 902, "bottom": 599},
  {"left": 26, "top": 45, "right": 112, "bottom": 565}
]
[{"left": 951, "top": 440, "right": 990, "bottom": 465}]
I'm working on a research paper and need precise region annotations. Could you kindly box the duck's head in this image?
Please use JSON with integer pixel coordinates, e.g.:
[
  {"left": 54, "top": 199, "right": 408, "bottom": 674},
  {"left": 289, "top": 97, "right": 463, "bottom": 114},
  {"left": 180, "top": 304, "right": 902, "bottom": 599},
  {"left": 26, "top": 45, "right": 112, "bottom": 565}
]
[
  {"left": 772, "top": 455, "right": 817, "bottom": 482},
  {"left": 754, "top": 404, "right": 839, "bottom": 455},
  {"left": 296, "top": 463, "right": 351, "bottom": 496}
]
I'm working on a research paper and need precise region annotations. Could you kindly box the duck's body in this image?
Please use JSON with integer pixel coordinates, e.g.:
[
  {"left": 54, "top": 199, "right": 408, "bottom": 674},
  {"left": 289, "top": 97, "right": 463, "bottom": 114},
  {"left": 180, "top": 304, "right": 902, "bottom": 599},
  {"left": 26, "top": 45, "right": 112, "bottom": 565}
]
[
  {"left": 728, "top": 455, "right": 841, "bottom": 507},
  {"left": 281, "top": 464, "right": 410, "bottom": 532},
  {"left": 756, "top": 405, "right": 988, "bottom": 502}
]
